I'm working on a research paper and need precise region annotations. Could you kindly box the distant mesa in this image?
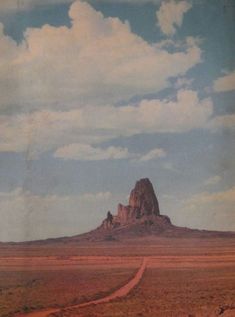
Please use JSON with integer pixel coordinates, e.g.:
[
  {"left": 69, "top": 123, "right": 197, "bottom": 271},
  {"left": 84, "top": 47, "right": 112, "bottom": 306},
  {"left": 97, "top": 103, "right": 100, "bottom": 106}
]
[{"left": 101, "top": 178, "right": 172, "bottom": 231}]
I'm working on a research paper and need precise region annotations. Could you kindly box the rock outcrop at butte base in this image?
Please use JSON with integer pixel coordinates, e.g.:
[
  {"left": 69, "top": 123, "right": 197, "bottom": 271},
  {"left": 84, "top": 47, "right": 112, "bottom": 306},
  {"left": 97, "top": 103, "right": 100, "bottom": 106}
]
[{"left": 101, "top": 178, "right": 171, "bottom": 230}]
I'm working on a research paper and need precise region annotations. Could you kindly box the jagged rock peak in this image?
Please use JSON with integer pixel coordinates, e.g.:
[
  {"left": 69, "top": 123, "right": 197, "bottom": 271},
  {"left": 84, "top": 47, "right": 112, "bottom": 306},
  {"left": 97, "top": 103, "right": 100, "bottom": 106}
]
[
  {"left": 129, "top": 178, "right": 160, "bottom": 216},
  {"left": 101, "top": 178, "right": 165, "bottom": 230}
]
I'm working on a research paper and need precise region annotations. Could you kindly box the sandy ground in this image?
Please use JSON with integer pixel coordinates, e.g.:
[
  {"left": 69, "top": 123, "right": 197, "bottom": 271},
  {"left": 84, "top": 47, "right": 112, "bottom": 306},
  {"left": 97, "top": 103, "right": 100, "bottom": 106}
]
[
  {"left": 0, "top": 237, "right": 235, "bottom": 317},
  {"left": 1, "top": 258, "right": 146, "bottom": 317}
]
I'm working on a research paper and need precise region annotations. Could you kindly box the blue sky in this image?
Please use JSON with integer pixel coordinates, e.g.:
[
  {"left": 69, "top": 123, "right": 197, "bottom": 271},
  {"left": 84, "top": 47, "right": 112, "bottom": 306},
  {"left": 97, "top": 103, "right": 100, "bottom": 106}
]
[{"left": 0, "top": 0, "right": 234, "bottom": 241}]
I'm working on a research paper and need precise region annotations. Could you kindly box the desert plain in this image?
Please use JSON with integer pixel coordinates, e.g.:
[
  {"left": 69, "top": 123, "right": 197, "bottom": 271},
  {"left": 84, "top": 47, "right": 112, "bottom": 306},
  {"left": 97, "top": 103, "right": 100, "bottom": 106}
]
[{"left": 0, "top": 236, "right": 235, "bottom": 317}]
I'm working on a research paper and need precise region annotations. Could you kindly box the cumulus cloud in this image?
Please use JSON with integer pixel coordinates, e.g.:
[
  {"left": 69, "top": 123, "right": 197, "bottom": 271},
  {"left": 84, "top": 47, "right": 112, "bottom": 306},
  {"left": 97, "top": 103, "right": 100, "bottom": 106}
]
[
  {"left": 156, "top": 0, "right": 192, "bottom": 36},
  {"left": 162, "top": 162, "right": 179, "bottom": 173},
  {"left": 176, "top": 186, "right": 235, "bottom": 231},
  {"left": 213, "top": 70, "right": 235, "bottom": 92},
  {"left": 187, "top": 186, "right": 235, "bottom": 205},
  {"left": 79, "top": 191, "right": 112, "bottom": 202},
  {"left": 87, "top": 0, "right": 165, "bottom": 4},
  {"left": 0, "top": 187, "right": 113, "bottom": 242},
  {"left": 174, "top": 76, "right": 194, "bottom": 89},
  {"left": 0, "top": 187, "right": 112, "bottom": 206},
  {"left": 90, "top": 0, "right": 162, "bottom": 3},
  {"left": 0, "top": 0, "right": 172, "bottom": 12},
  {"left": 0, "top": 90, "right": 213, "bottom": 155},
  {"left": 0, "top": 0, "right": 73, "bottom": 12},
  {"left": 208, "top": 113, "right": 235, "bottom": 132},
  {"left": 137, "top": 148, "right": 166, "bottom": 161},
  {"left": 204, "top": 175, "right": 221, "bottom": 186},
  {"left": 0, "top": 0, "right": 201, "bottom": 113},
  {"left": 0, "top": 0, "right": 231, "bottom": 160},
  {"left": 54, "top": 143, "right": 167, "bottom": 162},
  {"left": 54, "top": 144, "right": 133, "bottom": 160}
]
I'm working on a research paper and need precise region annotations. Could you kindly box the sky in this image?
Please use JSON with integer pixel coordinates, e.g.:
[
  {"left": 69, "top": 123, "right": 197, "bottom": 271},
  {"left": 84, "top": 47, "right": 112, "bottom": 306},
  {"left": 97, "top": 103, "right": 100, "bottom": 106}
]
[{"left": 0, "top": 0, "right": 234, "bottom": 242}]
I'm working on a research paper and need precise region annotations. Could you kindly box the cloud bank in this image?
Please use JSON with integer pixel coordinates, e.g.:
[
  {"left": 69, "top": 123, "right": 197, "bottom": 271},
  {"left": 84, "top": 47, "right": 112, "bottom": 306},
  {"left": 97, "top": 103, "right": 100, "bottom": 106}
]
[
  {"left": 167, "top": 186, "right": 235, "bottom": 232},
  {"left": 0, "top": 90, "right": 213, "bottom": 156},
  {"left": 0, "top": 0, "right": 201, "bottom": 113},
  {"left": 0, "top": 0, "right": 73, "bottom": 12},
  {"left": 0, "top": 188, "right": 113, "bottom": 241},
  {"left": 0, "top": 0, "right": 168, "bottom": 12},
  {"left": 204, "top": 175, "right": 221, "bottom": 186},
  {"left": 54, "top": 143, "right": 167, "bottom": 161},
  {"left": 54, "top": 144, "right": 133, "bottom": 161},
  {"left": 0, "top": 0, "right": 232, "bottom": 159}
]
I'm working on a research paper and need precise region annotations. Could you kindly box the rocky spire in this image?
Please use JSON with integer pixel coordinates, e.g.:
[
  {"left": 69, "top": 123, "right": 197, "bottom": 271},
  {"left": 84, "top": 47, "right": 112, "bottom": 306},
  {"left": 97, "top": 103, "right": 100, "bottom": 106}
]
[
  {"left": 101, "top": 178, "right": 165, "bottom": 229},
  {"left": 129, "top": 178, "right": 160, "bottom": 216}
]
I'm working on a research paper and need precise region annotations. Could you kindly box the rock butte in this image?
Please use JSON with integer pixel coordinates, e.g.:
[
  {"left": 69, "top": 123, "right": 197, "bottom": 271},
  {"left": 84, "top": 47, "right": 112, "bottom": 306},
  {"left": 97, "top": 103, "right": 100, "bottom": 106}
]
[{"left": 101, "top": 178, "right": 171, "bottom": 230}]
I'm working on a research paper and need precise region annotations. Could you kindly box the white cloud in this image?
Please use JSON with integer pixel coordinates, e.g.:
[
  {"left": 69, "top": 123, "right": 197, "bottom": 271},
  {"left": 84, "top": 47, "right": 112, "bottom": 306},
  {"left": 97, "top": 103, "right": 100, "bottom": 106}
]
[
  {"left": 54, "top": 143, "right": 167, "bottom": 162},
  {"left": 156, "top": 0, "right": 192, "bottom": 36},
  {"left": 137, "top": 148, "right": 166, "bottom": 161},
  {"left": 0, "top": 0, "right": 171, "bottom": 12},
  {"left": 174, "top": 76, "right": 194, "bottom": 89},
  {"left": 0, "top": 0, "right": 73, "bottom": 12},
  {"left": 0, "top": 90, "right": 213, "bottom": 155},
  {"left": 162, "top": 162, "right": 179, "bottom": 172},
  {"left": 173, "top": 186, "right": 235, "bottom": 231},
  {"left": 204, "top": 175, "right": 221, "bottom": 186},
  {"left": 79, "top": 191, "right": 112, "bottom": 202},
  {"left": 54, "top": 144, "right": 133, "bottom": 160},
  {"left": 0, "top": 0, "right": 201, "bottom": 113},
  {"left": 213, "top": 70, "right": 235, "bottom": 92},
  {"left": 0, "top": 1, "right": 208, "bottom": 158},
  {"left": 0, "top": 188, "right": 113, "bottom": 242},
  {"left": 91, "top": 0, "right": 162, "bottom": 3},
  {"left": 1, "top": 1, "right": 231, "bottom": 158},
  {"left": 208, "top": 113, "right": 235, "bottom": 132},
  {"left": 0, "top": 188, "right": 112, "bottom": 206},
  {"left": 187, "top": 186, "right": 235, "bottom": 205}
]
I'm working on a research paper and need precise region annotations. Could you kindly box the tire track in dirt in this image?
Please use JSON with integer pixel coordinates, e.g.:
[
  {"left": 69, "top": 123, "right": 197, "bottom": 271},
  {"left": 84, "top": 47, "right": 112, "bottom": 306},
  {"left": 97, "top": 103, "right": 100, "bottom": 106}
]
[{"left": 16, "top": 257, "right": 148, "bottom": 317}]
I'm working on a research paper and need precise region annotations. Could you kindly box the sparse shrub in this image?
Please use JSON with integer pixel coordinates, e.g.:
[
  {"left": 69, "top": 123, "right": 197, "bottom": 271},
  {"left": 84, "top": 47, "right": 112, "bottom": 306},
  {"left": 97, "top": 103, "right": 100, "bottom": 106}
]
[
  {"left": 104, "top": 234, "right": 116, "bottom": 241},
  {"left": 22, "top": 305, "right": 30, "bottom": 312}
]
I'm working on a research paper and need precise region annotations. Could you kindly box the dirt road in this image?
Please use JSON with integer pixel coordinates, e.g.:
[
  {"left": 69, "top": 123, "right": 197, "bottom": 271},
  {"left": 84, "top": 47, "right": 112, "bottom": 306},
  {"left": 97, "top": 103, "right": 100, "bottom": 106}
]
[{"left": 17, "top": 257, "right": 148, "bottom": 317}]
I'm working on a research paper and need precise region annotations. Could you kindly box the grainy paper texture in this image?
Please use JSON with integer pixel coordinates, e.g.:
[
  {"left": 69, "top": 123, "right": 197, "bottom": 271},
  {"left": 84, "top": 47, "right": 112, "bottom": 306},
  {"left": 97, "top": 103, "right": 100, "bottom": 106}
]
[{"left": 0, "top": 1, "right": 235, "bottom": 316}]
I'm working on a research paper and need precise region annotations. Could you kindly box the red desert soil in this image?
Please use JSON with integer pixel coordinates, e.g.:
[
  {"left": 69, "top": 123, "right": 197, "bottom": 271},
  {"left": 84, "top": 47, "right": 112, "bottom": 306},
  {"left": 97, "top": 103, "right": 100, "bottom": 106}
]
[
  {"left": 68, "top": 256, "right": 235, "bottom": 317},
  {"left": 0, "top": 257, "right": 140, "bottom": 317},
  {"left": 13, "top": 258, "right": 147, "bottom": 317},
  {"left": 1, "top": 237, "right": 235, "bottom": 317}
]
